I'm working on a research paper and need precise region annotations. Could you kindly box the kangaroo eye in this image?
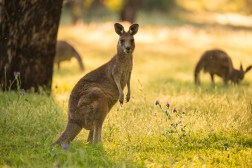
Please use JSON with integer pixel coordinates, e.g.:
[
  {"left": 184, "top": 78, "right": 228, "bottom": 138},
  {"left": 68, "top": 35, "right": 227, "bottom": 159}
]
[
  {"left": 130, "top": 39, "right": 134, "bottom": 43},
  {"left": 120, "top": 39, "right": 124, "bottom": 43}
]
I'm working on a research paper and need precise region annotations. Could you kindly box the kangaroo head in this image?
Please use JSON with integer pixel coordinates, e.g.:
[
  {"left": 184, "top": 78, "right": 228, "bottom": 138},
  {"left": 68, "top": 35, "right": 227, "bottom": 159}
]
[
  {"left": 230, "top": 64, "right": 252, "bottom": 84},
  {"left": 114, "top": 23, "right": 139, "bottom": 55}
]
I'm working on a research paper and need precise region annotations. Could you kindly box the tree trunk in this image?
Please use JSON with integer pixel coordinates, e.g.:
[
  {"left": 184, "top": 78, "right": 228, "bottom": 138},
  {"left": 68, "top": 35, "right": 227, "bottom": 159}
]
[
  {"left": 0, "top": 0, "right": 63, "bottom": 92},
  {"left": 120, "top": 0, "right": 139, "bottom": 23},
  {"left": 245, "top": 0, "right": 252, "bottom": 14}
]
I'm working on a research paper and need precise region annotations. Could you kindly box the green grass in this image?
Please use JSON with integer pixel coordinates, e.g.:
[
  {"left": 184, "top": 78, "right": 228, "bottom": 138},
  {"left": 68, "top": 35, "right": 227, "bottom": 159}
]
[{"left": 1, "top": 17, "right": 252, "bottom": 167}]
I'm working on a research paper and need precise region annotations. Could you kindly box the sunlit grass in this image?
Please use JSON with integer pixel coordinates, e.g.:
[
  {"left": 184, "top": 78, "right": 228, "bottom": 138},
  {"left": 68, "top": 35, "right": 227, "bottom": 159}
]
[
  {"left": 54, "top": 22, "right": 252, "bottom": 167},
  {"left": 1, "top": 18, "right": 252, "bottom": 167}
]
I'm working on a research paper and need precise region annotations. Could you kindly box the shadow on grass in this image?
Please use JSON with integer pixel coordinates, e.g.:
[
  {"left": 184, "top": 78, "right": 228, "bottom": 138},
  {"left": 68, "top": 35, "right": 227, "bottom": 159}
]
[
  {"left": 147, "top": 75, "right": 252, "bottom": 96},
  {"left": 52, "top": 141, "right": 140, "bottom": 167},
  {"left": 167, "top": 132, "right": 252, "bottom": 151},
  {"left": 175, "top": 16, "right": 252, "bottom": 32},
  {"left": 52, "top": 142, "right": 119, "bottom": 167}
]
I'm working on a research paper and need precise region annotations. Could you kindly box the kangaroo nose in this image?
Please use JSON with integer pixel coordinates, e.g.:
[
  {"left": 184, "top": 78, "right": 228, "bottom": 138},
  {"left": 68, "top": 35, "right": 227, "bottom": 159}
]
[{"left": 126, "top": 47, "right": 130, "bottom": 51}]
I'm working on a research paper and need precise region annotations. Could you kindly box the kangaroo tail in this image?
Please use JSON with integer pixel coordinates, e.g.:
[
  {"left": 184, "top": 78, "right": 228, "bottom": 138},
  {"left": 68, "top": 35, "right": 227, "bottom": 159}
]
[
  {"left": 53, "top": 119, "right": 82, "bottom": 145},
  {"left": 72, "top": 47, "right": 84, "bottom": 71},
  {"left": 54, "top": 91, "right": 81, "bottom": 145},
  {"left": 194, "top": 59, "right": 204, "bottom": 85}
]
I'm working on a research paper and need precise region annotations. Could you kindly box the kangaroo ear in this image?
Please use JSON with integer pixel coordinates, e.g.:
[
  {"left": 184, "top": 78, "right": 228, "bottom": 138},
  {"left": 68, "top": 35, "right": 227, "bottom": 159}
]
[
  {"left": 128, "top": 24, "right": 139, "bottom": 35},
  {"left": 114, "top": 23, "right": 125, "bottom": 36},
  {"left": 240, "top": 63, "right": 244, "bottom": 71},
  {"left": 245, "top": 65, "right": 252, "bottom": 73}
]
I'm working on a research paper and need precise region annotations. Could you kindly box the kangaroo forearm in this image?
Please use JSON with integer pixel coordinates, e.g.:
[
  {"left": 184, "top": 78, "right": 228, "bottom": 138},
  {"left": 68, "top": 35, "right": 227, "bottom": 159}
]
[
  {"left": 113, "top": 75, "right": 123, "bottom": 95},
  {"left": 127, "top": 81, "right": 130, "bottom": 95},
  {"left": 116, "top": 82, "right": 123, "bottom": 96}
]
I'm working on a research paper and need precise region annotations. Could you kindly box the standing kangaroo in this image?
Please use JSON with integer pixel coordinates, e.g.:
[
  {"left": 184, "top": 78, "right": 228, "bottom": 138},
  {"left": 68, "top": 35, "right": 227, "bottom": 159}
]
[
  {"left": 54, "top": 23, "right": 139, "bottom": 145},
  {"left": 55, "top": 40, "right": 84, "bottom": 71},
  {"left": 194, "top": 49, "right": 252, "bottom": 85}
]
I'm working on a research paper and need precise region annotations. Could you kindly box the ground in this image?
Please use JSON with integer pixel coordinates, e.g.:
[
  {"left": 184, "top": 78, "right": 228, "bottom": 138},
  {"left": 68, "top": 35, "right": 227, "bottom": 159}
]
[{"left": 1, "top": 12, "right": 252, "bottom": 167}]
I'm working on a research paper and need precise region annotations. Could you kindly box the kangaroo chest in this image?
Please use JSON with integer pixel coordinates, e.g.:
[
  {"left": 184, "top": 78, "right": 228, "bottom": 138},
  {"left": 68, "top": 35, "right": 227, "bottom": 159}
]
[{"left": 120, "top": 60, "right": 132, "bottom": 87}]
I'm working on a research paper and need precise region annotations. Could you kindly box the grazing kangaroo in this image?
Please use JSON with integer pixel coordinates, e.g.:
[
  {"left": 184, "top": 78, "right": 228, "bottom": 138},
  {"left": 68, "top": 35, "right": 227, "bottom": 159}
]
[
  {"left": 194, "top": 49, "right": 252, "bottom": 85},
  {"left": 55, "top": 40, "right": 84, "bottom": 71},
  {"left": 54, "top": 23, "right": 139, "bottom": 145}
]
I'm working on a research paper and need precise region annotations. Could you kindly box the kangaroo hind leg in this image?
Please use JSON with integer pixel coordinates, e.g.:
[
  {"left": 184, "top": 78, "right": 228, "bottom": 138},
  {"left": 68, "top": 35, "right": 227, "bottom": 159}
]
[
  {"left": 87, "top": 130, "right": 94, "bottom": 143},
  {"left": 93, "top": 121, "right": 103, "bottom": 144},
  {"left": 210, "top": 73, "right": 215, "bottom": 85},
  {"left": 86, "top": 123, "right": 102, "bottom": 144}
]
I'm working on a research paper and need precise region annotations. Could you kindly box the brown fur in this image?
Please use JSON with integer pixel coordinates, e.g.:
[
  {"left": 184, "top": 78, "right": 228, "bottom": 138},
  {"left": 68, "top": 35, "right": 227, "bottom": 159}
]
[
  {"left": 195, "top": 49, "right": 252, "bottom": 85},
  {"left": 54, "top": 23, "right": 139, "bottom": 145},
  {"left": 55, "top": 40, "right": 84, "bottom": 71}
]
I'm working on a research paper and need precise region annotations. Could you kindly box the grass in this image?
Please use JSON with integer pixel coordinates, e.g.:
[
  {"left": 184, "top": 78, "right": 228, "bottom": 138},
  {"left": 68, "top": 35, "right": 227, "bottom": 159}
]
[{"left": 1, "top": 13, "right": 252, "bottom": 167}]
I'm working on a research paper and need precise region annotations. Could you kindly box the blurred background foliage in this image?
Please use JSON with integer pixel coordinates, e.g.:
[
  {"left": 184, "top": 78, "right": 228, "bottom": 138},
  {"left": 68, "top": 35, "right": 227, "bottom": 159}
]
[
  {"left": 177, "top": 0, "right": 252, "bottom": 14},
  {"left": 62, "top": 0, "right": 252, "bottom": 24},
  {"left": 104, "top": 0, "right": 123, "bottom": 12}
]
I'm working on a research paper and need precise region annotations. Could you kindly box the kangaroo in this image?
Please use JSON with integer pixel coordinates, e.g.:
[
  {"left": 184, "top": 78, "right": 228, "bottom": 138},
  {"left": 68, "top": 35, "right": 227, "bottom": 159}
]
[
  {"left": 194, "top": 49, "right": 252, "bottom": 85},
  {"left": 54, "top": 23, "right": 139, "bottom": 145},
  {"left": 55, "top": 40, "right": 84, "bottom": 71}
]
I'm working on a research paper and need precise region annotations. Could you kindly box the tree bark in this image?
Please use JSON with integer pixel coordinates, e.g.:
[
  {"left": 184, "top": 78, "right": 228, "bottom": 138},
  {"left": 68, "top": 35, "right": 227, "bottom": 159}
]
[
  {"left": 120, "top": 0, "right": 139, "bottom": 23},
  {"left": 0, "top": 0, "right": 63, "bottom": 92},
  {"left": 245, "top": 0, "right": 252, "bottom": 14}
]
